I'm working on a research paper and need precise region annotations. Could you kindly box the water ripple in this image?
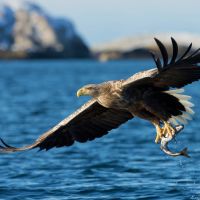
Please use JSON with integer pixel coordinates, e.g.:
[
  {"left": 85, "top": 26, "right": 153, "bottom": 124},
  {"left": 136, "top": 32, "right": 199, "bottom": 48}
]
[{"left": 0, "top": 60, "right": 200, "bottom": 199}]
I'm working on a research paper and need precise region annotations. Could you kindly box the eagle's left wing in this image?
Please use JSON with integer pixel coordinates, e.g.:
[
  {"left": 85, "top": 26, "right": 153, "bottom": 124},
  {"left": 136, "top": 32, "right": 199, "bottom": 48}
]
[{"left": 123, "top": 37, "right": 200, "bottom": 90}]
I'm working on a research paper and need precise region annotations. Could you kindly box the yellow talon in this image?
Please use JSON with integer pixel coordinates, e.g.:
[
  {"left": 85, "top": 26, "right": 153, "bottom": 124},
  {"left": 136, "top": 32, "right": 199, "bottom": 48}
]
[
  {"left": 163, "top": 122, "right": 175, "bottom": 138},
  {"left": 153, "top": 121, "right": 175, "bottom": 143},
  {"left": 154, "top": 124, "right": 163, "bottom": 143}
]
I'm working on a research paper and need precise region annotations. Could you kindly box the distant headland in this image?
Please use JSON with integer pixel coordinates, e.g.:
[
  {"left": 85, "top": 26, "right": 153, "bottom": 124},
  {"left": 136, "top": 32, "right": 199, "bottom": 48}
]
[
  {"left": 0, "top": 2, "right": 200, "bottom": 60},
  {"left": 92, "top": 33, "right": 200, "bottom": 61}
]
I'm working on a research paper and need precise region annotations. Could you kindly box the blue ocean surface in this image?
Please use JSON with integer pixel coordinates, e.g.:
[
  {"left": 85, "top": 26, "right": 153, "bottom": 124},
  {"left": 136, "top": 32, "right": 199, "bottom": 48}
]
[{"left": 0, "top": 60, "right": 200, "bottom": 200}]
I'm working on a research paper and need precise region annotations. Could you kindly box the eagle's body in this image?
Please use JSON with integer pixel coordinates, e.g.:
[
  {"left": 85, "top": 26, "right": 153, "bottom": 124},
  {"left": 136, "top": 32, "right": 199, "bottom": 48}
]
[
  {"left": 90, "top": 80, "right": 160, "bottom": 118},
  {"left": 95, "top": 81, "right": 128, "bottom": 109},
  {"left": 0, "top": 38, "right": 199, "bottom": 153}
]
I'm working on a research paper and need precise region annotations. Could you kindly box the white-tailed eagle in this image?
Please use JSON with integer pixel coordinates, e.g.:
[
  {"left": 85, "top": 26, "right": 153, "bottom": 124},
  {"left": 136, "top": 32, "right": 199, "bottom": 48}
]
[{"left": 0, "top": 38, "right": 199, "bottom": 152}]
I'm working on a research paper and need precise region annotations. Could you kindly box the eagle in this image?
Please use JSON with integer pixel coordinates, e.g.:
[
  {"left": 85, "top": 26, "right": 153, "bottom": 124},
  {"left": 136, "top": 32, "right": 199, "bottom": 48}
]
[{"left": 0, "top": 37, "right": 199, "bottom": 153}]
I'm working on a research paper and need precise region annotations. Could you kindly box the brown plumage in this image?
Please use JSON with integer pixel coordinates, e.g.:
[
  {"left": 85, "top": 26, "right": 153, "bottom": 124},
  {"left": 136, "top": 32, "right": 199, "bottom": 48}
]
[{"left": 0, "top": 37, "right": 200, "bottom": 152}]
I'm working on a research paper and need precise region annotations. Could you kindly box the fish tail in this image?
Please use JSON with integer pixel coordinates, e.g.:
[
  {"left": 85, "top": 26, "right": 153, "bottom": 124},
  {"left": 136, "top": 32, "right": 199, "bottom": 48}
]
[{"left": 180, "top": 147, "right": 190, "bottom": 158}]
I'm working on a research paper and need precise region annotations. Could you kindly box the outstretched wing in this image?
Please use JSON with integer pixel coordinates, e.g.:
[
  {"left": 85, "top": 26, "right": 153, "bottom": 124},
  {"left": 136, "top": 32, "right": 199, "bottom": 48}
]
[
  {"left": 123, "top": 37, "right": 200, "bottom": 90},
  {"left": 0, "top": 99, "right": 133, "bottom": 152}
]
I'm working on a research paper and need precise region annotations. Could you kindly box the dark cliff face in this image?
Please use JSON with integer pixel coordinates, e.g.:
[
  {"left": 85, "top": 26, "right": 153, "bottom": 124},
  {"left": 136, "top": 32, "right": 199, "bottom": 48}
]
[{"left": 0, "top": 2, "right": 91, "bottom": 59}]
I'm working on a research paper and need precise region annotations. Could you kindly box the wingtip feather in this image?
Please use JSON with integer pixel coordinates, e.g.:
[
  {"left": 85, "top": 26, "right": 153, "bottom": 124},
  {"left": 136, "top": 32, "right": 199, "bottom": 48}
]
[{"left": 154, "top": 38, "right": 169, "bottom": 67}]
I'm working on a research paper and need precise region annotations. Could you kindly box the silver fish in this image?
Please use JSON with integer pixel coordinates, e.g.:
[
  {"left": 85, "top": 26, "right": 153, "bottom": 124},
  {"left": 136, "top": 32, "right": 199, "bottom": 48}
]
[{"left": 160, "top": 125, "right": 190, "bottom": 158}]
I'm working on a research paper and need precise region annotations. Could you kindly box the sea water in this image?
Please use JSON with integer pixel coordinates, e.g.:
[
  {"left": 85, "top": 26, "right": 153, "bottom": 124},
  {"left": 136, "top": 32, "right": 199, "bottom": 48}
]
[{"left": 0, "top": 60, "right": 199, "bottom": 200}]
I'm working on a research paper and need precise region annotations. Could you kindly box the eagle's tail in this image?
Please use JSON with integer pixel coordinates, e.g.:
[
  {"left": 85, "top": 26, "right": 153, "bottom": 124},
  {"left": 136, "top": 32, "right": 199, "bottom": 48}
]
[{"left": 165, "top": 88, "right": 194, "bottom": 126}]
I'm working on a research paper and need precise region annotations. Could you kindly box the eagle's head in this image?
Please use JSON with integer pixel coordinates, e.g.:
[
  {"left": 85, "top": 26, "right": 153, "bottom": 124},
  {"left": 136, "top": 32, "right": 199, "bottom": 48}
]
[{"left": 77, "top": 84, "right": 100, "bottom": 98}]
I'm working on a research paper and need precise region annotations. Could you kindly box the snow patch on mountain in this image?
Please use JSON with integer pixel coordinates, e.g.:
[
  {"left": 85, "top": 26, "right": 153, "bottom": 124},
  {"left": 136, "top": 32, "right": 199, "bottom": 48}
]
[{"left": 0, "top": 1, "right": 90, "bottom": 58}]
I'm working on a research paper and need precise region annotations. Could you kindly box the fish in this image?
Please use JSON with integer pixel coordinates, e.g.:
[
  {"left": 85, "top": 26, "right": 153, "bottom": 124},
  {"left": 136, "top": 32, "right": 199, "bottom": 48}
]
[{"left": 160, "top": 125, "right": 190, "bottom": 158}]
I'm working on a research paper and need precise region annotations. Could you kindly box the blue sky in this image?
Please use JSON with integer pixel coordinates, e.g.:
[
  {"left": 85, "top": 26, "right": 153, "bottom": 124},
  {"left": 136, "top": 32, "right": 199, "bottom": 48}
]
[{"left": 15, "top": 0, "right": 200, "bottom": 45}]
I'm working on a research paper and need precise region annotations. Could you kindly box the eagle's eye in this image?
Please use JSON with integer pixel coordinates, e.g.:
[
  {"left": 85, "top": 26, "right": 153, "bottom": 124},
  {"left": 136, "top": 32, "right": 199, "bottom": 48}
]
[{"left": 85, "top": 86, "right": 94, "bottom": 90}]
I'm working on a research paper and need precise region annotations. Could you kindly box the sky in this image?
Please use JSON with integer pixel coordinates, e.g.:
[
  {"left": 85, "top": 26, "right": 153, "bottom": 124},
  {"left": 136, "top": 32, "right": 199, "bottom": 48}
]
[{"left": 5, "top": 0, "right": 200, "bottom": 45}]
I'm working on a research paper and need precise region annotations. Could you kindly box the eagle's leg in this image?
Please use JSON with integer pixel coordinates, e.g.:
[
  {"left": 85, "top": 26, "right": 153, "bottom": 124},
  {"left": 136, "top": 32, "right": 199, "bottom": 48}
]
[
  {"left": 153, "top": 123, "right": 164, "bottom": 143},
  {"left": 163, "top": 121, "right": 175, "bottom": 138}
]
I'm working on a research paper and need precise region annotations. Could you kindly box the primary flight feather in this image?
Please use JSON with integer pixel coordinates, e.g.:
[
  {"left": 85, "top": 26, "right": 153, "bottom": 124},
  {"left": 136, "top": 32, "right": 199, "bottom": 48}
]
[{"left": 0, "top": 37, "right": 200, "bottom": 152}]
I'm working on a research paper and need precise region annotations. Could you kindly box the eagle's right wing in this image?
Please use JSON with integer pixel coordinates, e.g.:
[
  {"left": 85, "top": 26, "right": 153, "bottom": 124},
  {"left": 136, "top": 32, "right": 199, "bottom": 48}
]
[{"left": 0, "top": 99, "right": 133, "bottom": 152}]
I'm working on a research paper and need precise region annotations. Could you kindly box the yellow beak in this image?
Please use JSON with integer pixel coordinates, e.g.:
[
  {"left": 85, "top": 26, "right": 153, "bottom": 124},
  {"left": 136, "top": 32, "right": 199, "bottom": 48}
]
[{"left": 77, "top": 88, "right": 85, "bottom": 97}]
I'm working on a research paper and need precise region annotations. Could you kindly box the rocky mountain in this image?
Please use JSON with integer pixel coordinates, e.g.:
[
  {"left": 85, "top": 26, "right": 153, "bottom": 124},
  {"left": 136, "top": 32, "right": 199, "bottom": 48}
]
[
  {"left": 0, "top": 1, "right": 90, "bottom": 59},
  {"left": 93, "top": 33, "right": 200, "bottom": 61}
]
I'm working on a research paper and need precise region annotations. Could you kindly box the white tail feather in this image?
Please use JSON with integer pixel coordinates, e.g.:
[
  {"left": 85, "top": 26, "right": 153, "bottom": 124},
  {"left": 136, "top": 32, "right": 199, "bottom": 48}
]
[
  {"left": 170, "top": 94, "right": 192, "bottom": 101},
  {"left": 164, "top": 88, "right": 194, "bottom": 126},
  {"left": 181, "top": 112, "right": 192, "bottom": 120},
  {"left": 179, "top": 100, "right": 194, "bottom": 108},
  {"left": 185, "top": 107, "right": 195, "bottom": 115},
  {"left": 175, "top": 116, "right": 188, "bottom": 124},
  {"left": 165, "top": 88, "right": 184, "bottom": 94},
  {"left": 169, "top": 118, "right": 179, "bottom": 126}
]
